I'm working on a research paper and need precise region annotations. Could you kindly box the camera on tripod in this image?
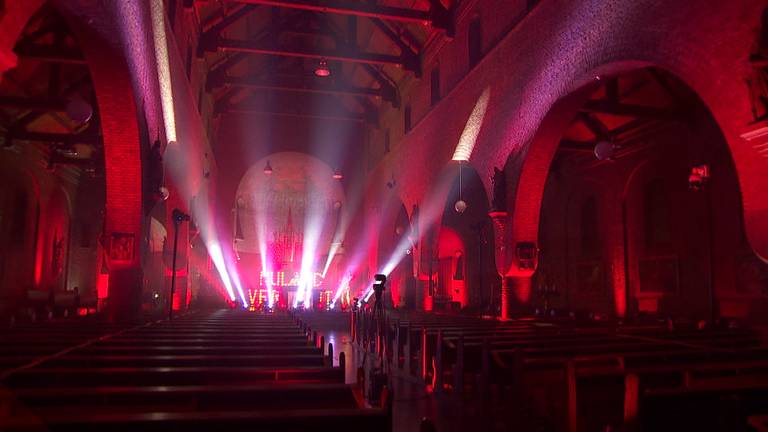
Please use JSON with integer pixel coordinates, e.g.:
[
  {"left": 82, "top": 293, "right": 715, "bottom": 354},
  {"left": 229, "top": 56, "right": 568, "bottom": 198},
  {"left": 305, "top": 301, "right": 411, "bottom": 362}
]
[{"left": 373, "top": 274, "right": 387, "bottom": 302}]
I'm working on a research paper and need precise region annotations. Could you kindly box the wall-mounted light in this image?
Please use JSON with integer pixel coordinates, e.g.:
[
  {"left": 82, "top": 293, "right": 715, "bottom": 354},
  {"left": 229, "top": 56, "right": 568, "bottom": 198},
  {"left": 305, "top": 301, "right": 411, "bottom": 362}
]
[
  {"left": 315, "top": 58, "right": 331, "bottom": 77},
  {"left": 263, "top": 160, "right": 273, "bottom": 175},
  {"left": 688, "top": 164, "right": 710, "bottom": 191}
]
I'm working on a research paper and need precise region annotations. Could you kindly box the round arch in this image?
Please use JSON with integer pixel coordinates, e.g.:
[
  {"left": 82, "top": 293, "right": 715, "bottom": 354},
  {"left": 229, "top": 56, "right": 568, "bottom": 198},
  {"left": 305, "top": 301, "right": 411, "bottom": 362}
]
[
  {"left": 0, "top": 1, "right": 145, "bottom": 319},
  {"left": 508, "top": 63, "right": 768, "bottom": 283},
  {"left": 519, "top": 65, "right": 764, "bottom": 321}
]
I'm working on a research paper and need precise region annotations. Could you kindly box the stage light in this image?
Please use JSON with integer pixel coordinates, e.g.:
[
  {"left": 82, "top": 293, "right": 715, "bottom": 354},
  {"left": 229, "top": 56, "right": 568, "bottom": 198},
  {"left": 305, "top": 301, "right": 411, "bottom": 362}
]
[
  {"left": 315, "top": 58, "right": 331, "bottom": 77},
  {"left": 207, "top": 243, "right": 236, "bottom": 302},
  {"left": 321, "top": 242, "right": 341, "bottom": 278},
  {"left": 263, "top": 160, "right": 273, "bottom": 175},
  {"left": 330, "top": 274, "right": 352, "bottom": 309},
  {"left": 228, "top": 266, "right": 249, "bottom": 309}
]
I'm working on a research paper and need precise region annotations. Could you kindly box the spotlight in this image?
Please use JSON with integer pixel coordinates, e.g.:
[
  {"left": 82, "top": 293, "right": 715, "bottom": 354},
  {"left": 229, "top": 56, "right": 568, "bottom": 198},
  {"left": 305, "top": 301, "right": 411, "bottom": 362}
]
[
  {"left": 263, "top": 160, "right": 273, "bottom": 175},
  {"left": 333, "top": 168, "right": 343, "bottom": 180},
  {"left": 315, "top": 58, "right": 331, "bottom": 77}
]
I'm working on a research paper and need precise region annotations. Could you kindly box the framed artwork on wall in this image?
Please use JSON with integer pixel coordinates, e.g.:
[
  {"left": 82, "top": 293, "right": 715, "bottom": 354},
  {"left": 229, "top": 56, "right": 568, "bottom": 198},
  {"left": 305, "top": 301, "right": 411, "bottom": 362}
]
[{"left": 109, "top": 233, "right": 135, "bottom": 263}]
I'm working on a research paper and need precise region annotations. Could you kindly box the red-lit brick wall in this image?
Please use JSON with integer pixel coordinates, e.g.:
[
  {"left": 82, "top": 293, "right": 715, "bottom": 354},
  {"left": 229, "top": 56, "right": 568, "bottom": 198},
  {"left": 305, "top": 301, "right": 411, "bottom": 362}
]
[{"left": 369, "top": 0, "right": 768, "bottom": 313}]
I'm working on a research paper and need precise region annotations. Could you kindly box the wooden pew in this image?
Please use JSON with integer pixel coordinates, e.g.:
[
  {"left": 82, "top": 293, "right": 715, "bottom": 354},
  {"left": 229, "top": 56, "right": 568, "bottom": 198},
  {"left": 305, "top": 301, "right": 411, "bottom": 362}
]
[{"left": 1, "top": 309, "right": 391, "bottom": 432}]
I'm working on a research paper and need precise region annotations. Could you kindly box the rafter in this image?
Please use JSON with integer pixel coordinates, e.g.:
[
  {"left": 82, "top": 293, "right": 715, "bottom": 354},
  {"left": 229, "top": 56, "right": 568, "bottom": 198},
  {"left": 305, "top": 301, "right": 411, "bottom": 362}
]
[
  {"left": 367, "top": 16, "right": 421, "bottom": 77},
  {"left": 362, "top": 64, "right": 399, "bottom": 108},
  {"left": 219, "top": 75, "right": 396, "bottom": 104},
  {"left": 219, "top": 104, "right": 366, "bottom": 122},
  {"left": 559, "top": 140, "right": 595, "bottom": 153},
  {"left": 13, "top": 44, "right": 86, "bottom": 64},
  {"left": 577, "top": 112, "right": 611, "bottom": 140},
  {"left": 216, "top": 37, "right": 419, "bottom": 72},
  {"left": 197, "top": 4, "right": 258, "bottom": 57},
  {"left": 0, "top": 96, "right": 67, "bottom": 111},
  {"left": 580, "top": 99, "right": 683, "bottom": 120},
  {"left": 228, "top": 0, "right": 452, "bottom": 34}
]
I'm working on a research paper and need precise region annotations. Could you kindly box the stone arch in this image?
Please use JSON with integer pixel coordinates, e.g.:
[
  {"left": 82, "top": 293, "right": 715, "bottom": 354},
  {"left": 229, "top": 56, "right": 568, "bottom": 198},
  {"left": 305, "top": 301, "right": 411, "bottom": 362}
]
[
  {"left": 508, "top": 63, "right": 768, "bottom": 286},
  {"left": 436, "top": 162, "right": 495, "bottom": 311},
  {"left": 13, "top": 1, "right": 145, "bottom": 319},
  {"left": 516, "top": 64, "right": 763, "bottom": 320}
]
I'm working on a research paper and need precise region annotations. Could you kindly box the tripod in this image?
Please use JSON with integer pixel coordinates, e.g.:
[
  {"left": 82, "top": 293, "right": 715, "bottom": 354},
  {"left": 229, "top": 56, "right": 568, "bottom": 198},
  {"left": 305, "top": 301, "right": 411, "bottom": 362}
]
[{"left": 371, "top": 284, "right": 386, "bottom": 356}]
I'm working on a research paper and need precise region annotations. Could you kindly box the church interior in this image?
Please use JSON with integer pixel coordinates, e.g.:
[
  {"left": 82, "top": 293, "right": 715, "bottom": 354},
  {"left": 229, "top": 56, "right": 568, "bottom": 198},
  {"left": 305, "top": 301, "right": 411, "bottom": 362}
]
[{"left": 1, "top": 1, "right": 768, "bottom": 431}]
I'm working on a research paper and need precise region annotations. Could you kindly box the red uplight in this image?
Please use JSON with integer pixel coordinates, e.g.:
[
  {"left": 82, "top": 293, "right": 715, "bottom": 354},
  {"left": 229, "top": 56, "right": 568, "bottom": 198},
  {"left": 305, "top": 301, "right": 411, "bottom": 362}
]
[{"left": 315, "top": 59, "right": 331, "bottom": 77}]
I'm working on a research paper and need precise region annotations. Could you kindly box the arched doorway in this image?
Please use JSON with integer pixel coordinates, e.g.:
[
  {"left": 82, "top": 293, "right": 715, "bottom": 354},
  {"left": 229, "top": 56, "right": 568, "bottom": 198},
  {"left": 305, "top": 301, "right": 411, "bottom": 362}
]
[{"left": 433, "top": 162, "right": 495, "bottom": 312}]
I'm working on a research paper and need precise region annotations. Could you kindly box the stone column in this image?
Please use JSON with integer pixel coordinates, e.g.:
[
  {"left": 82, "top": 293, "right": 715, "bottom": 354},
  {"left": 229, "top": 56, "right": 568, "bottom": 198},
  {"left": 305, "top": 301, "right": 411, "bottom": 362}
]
[
  {"left": 488, "top": 211, "right": 508, "bottom": 319},
  {"left": 507, "top": 241, "right": 539, "bottom": 315}
]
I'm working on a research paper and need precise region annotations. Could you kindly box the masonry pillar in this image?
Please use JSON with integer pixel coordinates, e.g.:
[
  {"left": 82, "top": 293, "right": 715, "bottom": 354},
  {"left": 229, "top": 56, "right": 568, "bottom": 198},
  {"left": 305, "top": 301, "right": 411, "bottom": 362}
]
[
  {"left": 507, "top": 240, "right": 538, "bottom": 315},
  {"left": 57, "top": 10, "right": 145, "bottom": 322},
  {"left": 492, "top": 212, "right": 539, "bottom": 317},
  {"left": 488, "top": 211, "right": 509, "bottom": 319}
]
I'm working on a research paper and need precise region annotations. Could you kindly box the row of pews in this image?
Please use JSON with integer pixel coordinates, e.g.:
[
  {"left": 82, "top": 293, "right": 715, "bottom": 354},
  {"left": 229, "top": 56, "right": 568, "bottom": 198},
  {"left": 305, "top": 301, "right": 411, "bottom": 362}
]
[
  {"left": 0, "top": 309, "right": 391, "bottom": 432},
  {"left": 357, "top": 309, "right": 768, "bottom": 431}
]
